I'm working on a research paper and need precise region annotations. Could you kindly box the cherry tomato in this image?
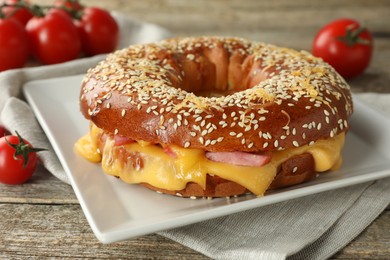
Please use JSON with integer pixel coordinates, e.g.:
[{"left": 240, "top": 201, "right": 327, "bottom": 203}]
[
  {"left": 312, "top": 18, "right": 373, "bottom": 79},
  {"left": 0, "top": 125, "right": 10, "bottom": 137},
  {"left": 1, "top": 0, "right": 33, "bottom": 25},
  {"left": 53, "top": 0, "right": 84, "bottom": 12},
  {"left": 0, "top": 18, "right": 30, "bottom": 71},
  {"left": 75, "top": 7, "right": 119, "bottom": 56},
  {"left": 26, "top": 9, "right": 81, "bottom": 64},
  {"left": 0, "top": 132, "right": 45, "bottom": 185}
]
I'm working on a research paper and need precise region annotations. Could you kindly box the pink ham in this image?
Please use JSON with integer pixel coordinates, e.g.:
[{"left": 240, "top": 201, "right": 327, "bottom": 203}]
[
  {"left": 163, "top": 146, "right": 178, "bottom": 158},
  {"left": 114, "top": 135, "right": 134, "bottom": 146},
  {"left": 205, "top": 151, "right": 271, "bottom": 167}
]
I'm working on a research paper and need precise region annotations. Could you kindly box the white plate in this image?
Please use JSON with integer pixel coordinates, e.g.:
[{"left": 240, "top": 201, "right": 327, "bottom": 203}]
[{"left": 23, "top": 75, "right": 390, "bottom": 244}]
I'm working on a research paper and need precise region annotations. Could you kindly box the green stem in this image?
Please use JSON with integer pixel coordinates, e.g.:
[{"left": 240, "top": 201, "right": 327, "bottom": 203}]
[
  {"left": 4, "top": 131, "right": 47, "bottom": 168},
  {"left": 337, "top": 24, "right": 371, "bottom": 46}
]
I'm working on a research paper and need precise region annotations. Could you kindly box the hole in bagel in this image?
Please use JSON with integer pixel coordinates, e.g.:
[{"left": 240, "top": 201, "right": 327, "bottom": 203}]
[{"left": 174, "top": 48, "right": 271, "bottom": 99}]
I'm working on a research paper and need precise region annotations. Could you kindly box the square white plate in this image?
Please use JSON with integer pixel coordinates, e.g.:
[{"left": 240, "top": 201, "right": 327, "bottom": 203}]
[{"left": 23, "top": 74, "right": 390, "bottom": 243}]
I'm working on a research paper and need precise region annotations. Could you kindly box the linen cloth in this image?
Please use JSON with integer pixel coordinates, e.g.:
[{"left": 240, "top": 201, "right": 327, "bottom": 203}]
[{"left": 0, "top": 13, "right": 389, "bottom": 260}]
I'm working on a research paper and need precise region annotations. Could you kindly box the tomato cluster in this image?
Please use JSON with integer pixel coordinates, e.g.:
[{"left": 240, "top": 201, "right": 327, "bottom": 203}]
[{"left": 0, "top": 0, "right": 119, "bottom": 71}]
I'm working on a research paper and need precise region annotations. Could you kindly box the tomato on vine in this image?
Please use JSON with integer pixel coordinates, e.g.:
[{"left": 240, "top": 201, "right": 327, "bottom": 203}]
[
  {"left": 26, "top": 8, "right": 81, "bottom": 64},
  {"left": 0, "top": 17, "right": 30, "bottom": 71},
  {"left": 1, "top": 0, "right": 33, "bottom": 25},
  {"left": 0, "top": 0, "right": 119, "bottom": 68},
  {"left": 0, "top": 131, "right": 46, "bottom": 185},
  {"left": 75, "top": 7, "right": 119, "bottom": 56},
  {"left": 312, "top": 18, "right": 373, "bottom": 79}
]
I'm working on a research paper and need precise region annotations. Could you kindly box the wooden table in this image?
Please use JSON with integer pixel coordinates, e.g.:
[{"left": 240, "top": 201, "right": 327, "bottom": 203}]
[{"left": 1, "top": 0, "right": 389, "bottom": 258}]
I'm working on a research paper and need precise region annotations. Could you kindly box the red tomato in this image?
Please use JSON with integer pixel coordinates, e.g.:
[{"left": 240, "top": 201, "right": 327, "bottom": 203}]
[
  {"left": 53, "top": 0, "right": 84, "bottom": 12},
  {"left": 0, "top": 132, "right": 45, "bottom": 185},
  {"left": 312, "top": 18, "right": 373, "bottom": 79},
  {"left": 26, "top": 9, "right": 81, "bottom": 64},
  {"left": 75, "top": 7, "right": 119, "bottom": 56},
  {"left": 1, "top": 0, "right": 33, "bottom": 25},
  {"left": 0, "top": 125, "right": 10, "bottom": 137},
  {"left": 0, "top": 18, "right": 30, "bottom": 71}
]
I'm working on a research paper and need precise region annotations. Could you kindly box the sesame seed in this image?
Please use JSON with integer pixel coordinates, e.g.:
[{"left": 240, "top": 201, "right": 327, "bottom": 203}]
[
  {"left": 292, "top": 128, "right": 296, "bottom": 135},
  {"left": 324, "top": 110, "right": 330, "bottom": 116}
]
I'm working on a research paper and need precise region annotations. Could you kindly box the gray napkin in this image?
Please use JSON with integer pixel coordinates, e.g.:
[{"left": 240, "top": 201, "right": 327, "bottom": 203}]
[{"left": 0, "top": 14, "right": 389, "bottom": 260}]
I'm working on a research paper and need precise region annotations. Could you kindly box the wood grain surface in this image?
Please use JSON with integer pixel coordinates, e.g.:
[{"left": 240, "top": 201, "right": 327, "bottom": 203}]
[{"left": 1, "top": 0, "right": 389, "bottom": 259}]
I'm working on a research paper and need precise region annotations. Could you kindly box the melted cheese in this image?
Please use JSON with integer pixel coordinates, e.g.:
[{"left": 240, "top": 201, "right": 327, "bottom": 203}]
[
  {"left": 75, "top": 124, "right": 345, "bottom": 196},
  {"left": 74, "top": 134, "right": 101, "bottom": 163}
]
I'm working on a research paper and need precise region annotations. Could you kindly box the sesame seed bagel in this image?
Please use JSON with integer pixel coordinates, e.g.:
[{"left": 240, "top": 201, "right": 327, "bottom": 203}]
[
  {"left": 77, "top": 36, "right": 353, "bottom": 198},
  {"left": 80, "top": 36, "right": 352, "bottom": 152}
]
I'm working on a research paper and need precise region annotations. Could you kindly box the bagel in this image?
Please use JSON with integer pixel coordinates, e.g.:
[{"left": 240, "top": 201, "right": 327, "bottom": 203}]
[{"left": 76, "top": 36, "right": 353, "bottom": 198}]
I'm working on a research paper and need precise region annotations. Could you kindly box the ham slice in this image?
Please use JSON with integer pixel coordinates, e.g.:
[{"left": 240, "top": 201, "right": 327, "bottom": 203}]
[
  {"left": 205, "top": 151, "right": 271, "bottom": 167},
  {"left": 163, "top": 146, "right": 178, "bottom": 158},
  {"left": 114, "top": 135, "right": 134, "bottom": 146}
]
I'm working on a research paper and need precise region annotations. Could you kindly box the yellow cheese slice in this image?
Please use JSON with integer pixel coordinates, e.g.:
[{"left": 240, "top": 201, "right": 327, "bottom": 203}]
[{"left": 75, "top": 124, "right": 345, "bottom": 196}]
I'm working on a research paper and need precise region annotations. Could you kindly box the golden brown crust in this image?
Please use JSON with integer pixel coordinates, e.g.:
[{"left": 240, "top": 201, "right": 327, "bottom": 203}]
[
  {"left": 141, "top": 153, "right": 316, "bottom": 198},
  {"left": 80, "top": 37, "right": 353, "bottom": 153}
]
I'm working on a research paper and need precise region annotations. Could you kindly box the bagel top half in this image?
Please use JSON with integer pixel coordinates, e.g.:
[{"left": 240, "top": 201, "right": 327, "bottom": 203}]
[{"left": 80, "top": 37, "right": 353, "bottom": 153}]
